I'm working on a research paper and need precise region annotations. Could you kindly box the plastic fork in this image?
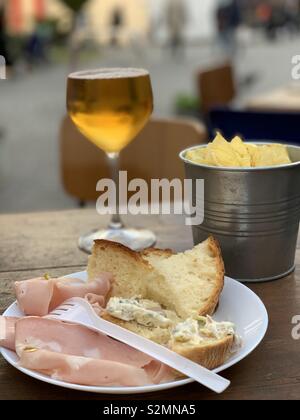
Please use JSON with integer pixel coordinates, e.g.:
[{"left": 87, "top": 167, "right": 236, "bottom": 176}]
[{"left": 47, "top": 297, "right": 230, "bottom": 393}]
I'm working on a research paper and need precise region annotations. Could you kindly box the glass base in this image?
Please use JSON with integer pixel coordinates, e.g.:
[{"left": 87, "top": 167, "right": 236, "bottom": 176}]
[{"left": 78, "top": 228, "right": 157, "bottom": 254}]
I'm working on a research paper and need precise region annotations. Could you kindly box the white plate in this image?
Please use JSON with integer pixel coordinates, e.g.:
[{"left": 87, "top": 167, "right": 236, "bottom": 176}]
[{"left": 0, "top": 272, "right": 268, "bottom": 395}]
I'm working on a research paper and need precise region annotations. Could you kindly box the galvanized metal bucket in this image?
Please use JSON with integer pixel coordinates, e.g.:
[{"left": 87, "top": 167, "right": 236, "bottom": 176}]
[{"left": 180, "top": 143, "right": 300, "bottom": 282}]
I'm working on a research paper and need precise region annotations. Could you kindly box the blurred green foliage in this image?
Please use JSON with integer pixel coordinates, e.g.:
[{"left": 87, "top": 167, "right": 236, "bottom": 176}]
[
  {"left": 61, "top": 0, "right": 89, "bottom": 13},
  {"left": 175, "top": 94, "right": 200, "bottom": 112},
  {"left": 174, "top": 93, "right": 201, "bottom": 118}
]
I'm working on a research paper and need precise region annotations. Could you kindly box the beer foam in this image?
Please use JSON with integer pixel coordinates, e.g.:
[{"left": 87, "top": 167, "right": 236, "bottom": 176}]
[{"left": 68, "top": 68, "right": 149, "bottom": 80}]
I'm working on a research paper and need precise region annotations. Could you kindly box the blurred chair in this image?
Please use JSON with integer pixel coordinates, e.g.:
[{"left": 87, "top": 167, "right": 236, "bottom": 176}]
[
  {"left": 197, "top": 62, "right": 236, "bottom": 115},
  {"left": 209, "top": 107, "right": 300, "bottom": 144},
  {"left": 60, "top": 116, "right": 207, "bottom": 205}
]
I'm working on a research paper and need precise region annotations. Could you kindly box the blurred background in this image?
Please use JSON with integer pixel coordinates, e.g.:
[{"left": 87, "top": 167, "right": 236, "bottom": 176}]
[{"left": 0, "top": 0, "right": 300, "bottom": 213}]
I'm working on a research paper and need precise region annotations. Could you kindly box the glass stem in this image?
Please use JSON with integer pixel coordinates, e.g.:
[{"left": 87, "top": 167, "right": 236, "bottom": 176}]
[{"left": 107, "top": 152, "right": 124, "bottom": 230}]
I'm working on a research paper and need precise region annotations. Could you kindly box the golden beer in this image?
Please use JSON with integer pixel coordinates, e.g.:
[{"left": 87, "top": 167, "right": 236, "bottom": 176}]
[
  {"left": 67, "top": 68, "right": 153, "bottom": 153},
  {"left": 66, "top": 68, "right": 156, "bottom": 254}
]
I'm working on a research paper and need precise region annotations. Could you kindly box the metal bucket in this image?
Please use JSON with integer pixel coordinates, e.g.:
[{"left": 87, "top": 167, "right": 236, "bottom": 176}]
[{"left": 180, "top": 143, "right": 300, "bottom": 282}]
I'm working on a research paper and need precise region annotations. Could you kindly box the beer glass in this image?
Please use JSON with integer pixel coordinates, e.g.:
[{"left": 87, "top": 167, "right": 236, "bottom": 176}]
[{"left": 67, "top": 68, "right": 156, "bottom": 253}]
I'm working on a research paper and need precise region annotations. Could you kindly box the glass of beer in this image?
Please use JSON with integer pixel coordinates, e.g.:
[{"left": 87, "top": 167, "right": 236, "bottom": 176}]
[{"left": 67, "top": 68, "right": 156, "bottom": 253}]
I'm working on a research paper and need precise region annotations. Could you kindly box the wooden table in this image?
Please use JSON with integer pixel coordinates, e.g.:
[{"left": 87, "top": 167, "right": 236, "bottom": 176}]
[
  {"left": 0, "top": 210, "right": 299, "bottom": 400},
  {"left": 246, "top": 84, "right": 300, "bottom": 112}
]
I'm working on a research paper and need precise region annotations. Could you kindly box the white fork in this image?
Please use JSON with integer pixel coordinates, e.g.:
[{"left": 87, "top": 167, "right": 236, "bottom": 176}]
[{"left": 47, "top": 298, "right": 230, "bottom": 393}]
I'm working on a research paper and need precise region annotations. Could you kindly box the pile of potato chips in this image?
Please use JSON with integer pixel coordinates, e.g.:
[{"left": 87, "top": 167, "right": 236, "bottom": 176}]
[{"left": 186, "top": 133, "right": 291, "bottom": 168}]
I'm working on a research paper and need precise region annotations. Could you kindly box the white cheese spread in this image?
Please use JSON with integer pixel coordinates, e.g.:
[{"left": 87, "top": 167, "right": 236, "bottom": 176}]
[
  {"left": 106, "top": 297, "right": 174, "bottom": 328},
  {"left": 172, "top": 316, "right": 236, "bottom": 344}
]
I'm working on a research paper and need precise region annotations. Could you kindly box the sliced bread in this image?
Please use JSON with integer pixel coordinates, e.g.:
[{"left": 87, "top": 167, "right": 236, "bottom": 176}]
[
  {"left": 87, "top": 238, "right": 236, "bottom": 370},
  {"left": 170, "top": 335, "right": 235, "bottom": 372},
  {"left": 169, "top": 316, "right": 237, "bottom": 371},
  {"left": 88, "top": 237, "right": 224, "bottom": 319},
  {"left": 143, "top": 237, "right": 225, "bottom": 318},
  {"left": 87, "top": 240, "right": 152, "bottom": 298}
]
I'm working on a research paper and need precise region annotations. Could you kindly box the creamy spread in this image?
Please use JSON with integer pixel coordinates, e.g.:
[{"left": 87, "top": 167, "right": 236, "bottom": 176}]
[
  {"left": 172, "top": 319, "right": 203, "bottom": 344},
  {"left": 106, "top": 298, "right": 241, "bottom": 352},
  {"left": 106, "top": 297, "right": 176, "bottom": 328},
  {"left": 202, "top": 316, "right": 235, "bottom": 340},
  {"left": 172, "top": 316, "right": 236, "bottom": 345}
]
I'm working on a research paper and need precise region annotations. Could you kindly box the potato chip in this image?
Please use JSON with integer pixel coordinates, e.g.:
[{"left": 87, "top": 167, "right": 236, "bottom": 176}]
[
  {"left": 252, "top": 144, "right": 291, "bottom": 167},
  {"left": 231, "top": 136, "right": 252, "bottom": 167},
  {"left": 186, "top": 134, "right": 291, "bottom": 168}
]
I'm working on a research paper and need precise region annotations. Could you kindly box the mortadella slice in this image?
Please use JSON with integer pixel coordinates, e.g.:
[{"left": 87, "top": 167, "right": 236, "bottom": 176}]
[
  {"left": 14, "top": 278, "right": 54, "bottom": 317},
  {"left": 50, "top": 274, "right": 112, "bottom": 311},
  {"left": 0, "top": 317, "right": 19, "bottom": 351},
  {"left": 14, "top": 273, "right": 113, "bottom": 317},
  {"left": 14, "top": 317, "right": 174, "bottom": 387},
  {"left": 15, "top": 317, "right": 152, "bottom": 367},
  {"left": 18, "top": 349, "right": 152, "bottom": 387}
]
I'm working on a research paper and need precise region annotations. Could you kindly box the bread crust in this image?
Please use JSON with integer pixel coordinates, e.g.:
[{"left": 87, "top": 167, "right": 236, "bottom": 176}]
[
  {"left": 142, "top": 248, "right": 174, "bottom": 259},
  {"left": 170, "top": 335, "right": 234, "bottom": 373},
  {"left": 197, "top": 236, "right": 225, "bottom": 316},
  {"left": 92, "top": 240, "right": 152, "bottom": 269},
  {"left": 88, "top": 239, "right": 154, "bottom": 299}
]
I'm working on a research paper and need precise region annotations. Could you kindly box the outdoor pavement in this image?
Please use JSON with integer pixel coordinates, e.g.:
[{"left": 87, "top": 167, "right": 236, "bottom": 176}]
[{"left": 0, "top": 35, "right": 299, "bottom": 214}]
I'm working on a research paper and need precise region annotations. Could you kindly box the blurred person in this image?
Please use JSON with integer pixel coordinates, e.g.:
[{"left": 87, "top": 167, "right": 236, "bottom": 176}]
[
  {"left": 166, "top": 0, "right": 187, "bottom": 57},
  {"left": 110, "top": 8, "right": 125, "bottom": 47},
  {"left": 25, "top": 19, "right": 53, "bottom": 69},
  {"left": 148, "top": 10, "right": 162, "bottom": 46},
  {"left": 255, "top": 1, "right": 273, "bottom": 27},
  {"left": 0, "top": 1, "right": 13, "bottom": 71},
  {"left": 216, "top": 0, "right": 241, "bottom": 59},
  {"left": 267, "top": 8, "right": 279, "bottom": 40},
  {"left": 262, "top": 0, "right": 287, "bottom": 40},
  {"left": 283, "top": 0, "right": 300, "bottom": 34},
  {"left": 69, "top": 11, "right": 88, "bottom": 70}
]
